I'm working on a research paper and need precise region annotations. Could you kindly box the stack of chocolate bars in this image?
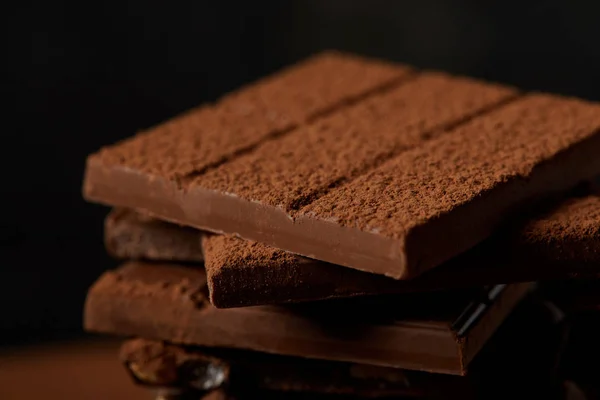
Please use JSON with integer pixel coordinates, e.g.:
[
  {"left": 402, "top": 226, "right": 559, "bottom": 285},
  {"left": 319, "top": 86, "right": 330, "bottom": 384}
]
[{"left": 82, "top": 52, "right": 600, "bottom": 399}]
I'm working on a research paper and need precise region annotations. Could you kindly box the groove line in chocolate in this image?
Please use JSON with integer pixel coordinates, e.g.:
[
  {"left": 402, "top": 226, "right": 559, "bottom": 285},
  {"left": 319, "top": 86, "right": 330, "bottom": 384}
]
[
  {"left": 289, "top": 92, "right": 524, "bottom": 212},
  {"left": 193, "top": 73, "right": 520, "bottom": 214},
  {"left": 176, "top": 71, "right": 420, "bottom": 188}
]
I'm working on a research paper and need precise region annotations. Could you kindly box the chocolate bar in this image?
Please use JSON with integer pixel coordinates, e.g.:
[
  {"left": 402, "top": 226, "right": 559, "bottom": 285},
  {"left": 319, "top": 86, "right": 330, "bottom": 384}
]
[
  {"left": 122, "top": 297, "right": 566, "bottom": 399},
  {"left": 84, "top": 261, "right": 531, "bottom": 375},
  {"left": 105, "top": 191, "right": 600, "bottom": 308},
  {"left": 84, "top": 51, "right": 600, "bottom": 279},
  {"left": 83, "top": 52, "right": 522, "bottom": 280}
]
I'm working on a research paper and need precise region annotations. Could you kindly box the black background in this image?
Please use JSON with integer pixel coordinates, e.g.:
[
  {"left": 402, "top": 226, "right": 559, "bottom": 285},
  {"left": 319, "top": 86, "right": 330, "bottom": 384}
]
[{"left": 3, "top": 0, "right": 600, "bottom": 345}]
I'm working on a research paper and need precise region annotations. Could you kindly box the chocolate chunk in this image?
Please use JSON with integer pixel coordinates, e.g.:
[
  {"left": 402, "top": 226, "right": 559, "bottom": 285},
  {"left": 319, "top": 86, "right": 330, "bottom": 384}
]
[
  {"left": 84, "top": 53, "right": 600, "bottom": 279},
  {"left": 296, "top": 94, "right": 600, "bottom": 277},
  {"left": 84, "top": 261, "right": 531, "bottom": 375},
  {"left": 106, "top": 208, "right": 204, "bottom": 262}
]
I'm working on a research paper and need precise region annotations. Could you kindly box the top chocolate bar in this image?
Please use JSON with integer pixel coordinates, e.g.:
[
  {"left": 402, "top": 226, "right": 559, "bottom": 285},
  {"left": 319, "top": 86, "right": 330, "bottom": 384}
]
[{"left": 83, "top": 51, "right": 600, "bottom": 279}]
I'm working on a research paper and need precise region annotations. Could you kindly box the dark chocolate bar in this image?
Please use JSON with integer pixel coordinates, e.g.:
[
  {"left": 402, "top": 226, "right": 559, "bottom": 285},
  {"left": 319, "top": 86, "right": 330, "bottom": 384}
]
[
  {"left": 105, "top": 191, "right": 600, "bottom": 308},
  {"left": 84, "top": 51, "right": 600, "bottom": 280},
  {"left": 84, "top": 261, "right": 531, "bottom": 375}
]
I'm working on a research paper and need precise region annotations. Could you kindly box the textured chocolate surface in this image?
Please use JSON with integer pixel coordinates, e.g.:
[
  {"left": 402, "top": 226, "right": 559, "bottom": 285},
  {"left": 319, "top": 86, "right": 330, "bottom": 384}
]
[
  {"left": 106, "top": 208, "right": 204, "bottom": 262},
  {"left": 194, "top": 72, "right": 516, "bottom": 213},
  {"left": 84, "top": 261, "right": 530, "bottom": 375},
  {"left": 520, "top": 195, "right": 600, "bottom": 263},
  {"left": 298, "top": 94, "right": 600, "bottom": 277},
  {"left": 84, "top": 57, "right": 600, "bottom": 279}
]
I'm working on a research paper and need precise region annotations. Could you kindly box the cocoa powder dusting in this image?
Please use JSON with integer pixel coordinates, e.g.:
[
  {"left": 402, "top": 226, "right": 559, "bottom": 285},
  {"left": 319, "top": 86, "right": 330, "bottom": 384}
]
[
  {"left": 194, "top": 73, "right": 517, "bottom": 212},
  {"left": 202, "top": 235, "right": 299, "bottom": 273},
  {"left": 108, "top": 262, "right": 209, "bottom": 306},
  {"left": 519, "top": 194, "right": 600, "bottom": 261},
  {"left": 302, "top": 94, "right": 600, "bottom": 239}
]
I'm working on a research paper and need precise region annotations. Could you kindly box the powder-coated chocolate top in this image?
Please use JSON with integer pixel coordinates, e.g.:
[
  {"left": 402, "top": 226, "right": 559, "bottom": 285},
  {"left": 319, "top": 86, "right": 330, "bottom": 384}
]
[
  {"left": 84, "top": 51, "right": 600, "bottom": 279},
  {"left": 520, "top": 195, "right": 600, "bottom": 262},
  {"left": 195, "top": 73, "right": 516, "bottom": 212},
  {"left": 90, "top": 51, "right": 411, "bottom": 180},
  {"left": 202, "top": 235, "right": 297, "bottom": 273},
  {"left": 302, "top": 94, "right": 600, "bottom": 238}
]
